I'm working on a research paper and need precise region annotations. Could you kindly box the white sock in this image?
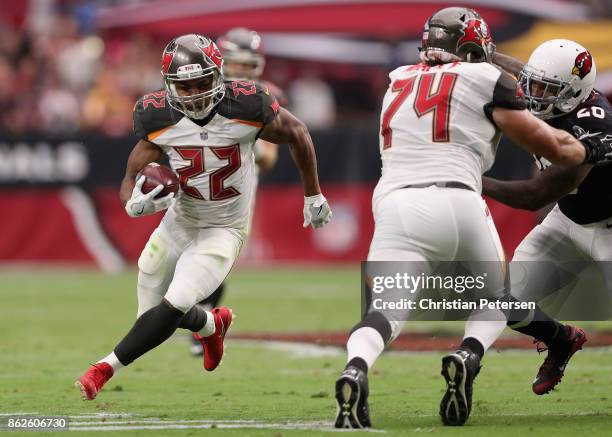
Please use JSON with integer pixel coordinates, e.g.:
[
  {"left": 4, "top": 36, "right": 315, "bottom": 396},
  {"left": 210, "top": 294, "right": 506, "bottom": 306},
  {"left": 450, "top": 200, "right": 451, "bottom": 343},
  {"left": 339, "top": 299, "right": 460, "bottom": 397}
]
[
  {"left": 463, "top": 308, "right": 507, "bottom": 352},
  {"left": 199, "top": 311, "right": 216, "bottom": 337},
  {"left": 97, "top": 352, "right": 124, "bottom": 373},
  {"left": 346, "top": 327, "right": 385, "bottom": 370}
]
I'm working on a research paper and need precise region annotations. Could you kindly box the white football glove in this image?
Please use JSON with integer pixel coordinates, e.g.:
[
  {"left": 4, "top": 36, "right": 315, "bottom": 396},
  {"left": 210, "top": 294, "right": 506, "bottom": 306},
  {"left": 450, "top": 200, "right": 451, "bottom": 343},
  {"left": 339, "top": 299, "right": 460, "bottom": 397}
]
[
  {"left": 125, "top": 175, "right": 175, "bottom": 218},
  {"left": 303, "top": 193, "right": 332, "bottom": 229}
]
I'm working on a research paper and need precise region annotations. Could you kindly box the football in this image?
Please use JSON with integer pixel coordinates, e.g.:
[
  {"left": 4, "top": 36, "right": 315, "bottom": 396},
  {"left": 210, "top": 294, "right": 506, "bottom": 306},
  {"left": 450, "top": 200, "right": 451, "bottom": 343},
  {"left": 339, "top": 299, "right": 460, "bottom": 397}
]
[{"left": 138, "top": 163, "right": 179, "bottom": 199}]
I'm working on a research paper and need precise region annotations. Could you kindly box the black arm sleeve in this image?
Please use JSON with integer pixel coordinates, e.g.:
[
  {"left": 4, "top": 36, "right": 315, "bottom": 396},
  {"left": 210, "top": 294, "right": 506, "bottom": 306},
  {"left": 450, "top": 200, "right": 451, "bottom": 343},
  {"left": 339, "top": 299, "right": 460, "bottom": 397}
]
[{"left": 484, "top": 70, "right": 526, "bottom": 126}]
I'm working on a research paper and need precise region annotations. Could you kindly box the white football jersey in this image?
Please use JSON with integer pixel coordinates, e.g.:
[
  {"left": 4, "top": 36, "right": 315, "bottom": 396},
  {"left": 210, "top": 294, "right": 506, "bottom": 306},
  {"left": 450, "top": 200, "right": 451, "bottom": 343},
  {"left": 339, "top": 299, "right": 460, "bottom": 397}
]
[
  {"left": 374, "top": 61, "right": 521, "bottom": 205},
  {"left": 133, "top": 81, "right": 279, "bottom": 229}
]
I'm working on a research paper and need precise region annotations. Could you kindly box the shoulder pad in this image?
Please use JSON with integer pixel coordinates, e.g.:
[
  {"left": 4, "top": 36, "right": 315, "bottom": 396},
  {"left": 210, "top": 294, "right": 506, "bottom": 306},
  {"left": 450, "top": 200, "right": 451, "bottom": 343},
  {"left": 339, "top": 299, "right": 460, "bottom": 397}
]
[
  {"left": 489, "top": 68, "right": 525, "bottom": 111},
  {"left": 217, "top": 80, "right": 279, "bottom": 126},
  {"left": 260, "top": 80, "right": 288, "bottom": 106},
  {"left": 133, "top": 90, "right": 183, "bottom": 141}
]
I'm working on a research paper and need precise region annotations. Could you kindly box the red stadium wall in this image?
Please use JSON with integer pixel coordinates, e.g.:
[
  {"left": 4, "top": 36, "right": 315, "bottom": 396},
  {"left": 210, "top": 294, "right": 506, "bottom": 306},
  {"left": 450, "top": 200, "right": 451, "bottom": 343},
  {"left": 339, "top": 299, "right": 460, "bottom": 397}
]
[{"left": 1, "top": 185, "right": 536, "bottom": 268}]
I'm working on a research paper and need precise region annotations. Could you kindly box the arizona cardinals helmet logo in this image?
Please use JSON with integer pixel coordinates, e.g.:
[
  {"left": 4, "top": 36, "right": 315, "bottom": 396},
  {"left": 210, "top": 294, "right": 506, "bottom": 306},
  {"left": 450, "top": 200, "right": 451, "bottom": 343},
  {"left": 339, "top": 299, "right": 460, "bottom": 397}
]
[
  {"left": 457, "top": 19, "right": 491, "bottom": 49},
  {"left": 572, "top": 50, "right": 592, "bottom": 79}
]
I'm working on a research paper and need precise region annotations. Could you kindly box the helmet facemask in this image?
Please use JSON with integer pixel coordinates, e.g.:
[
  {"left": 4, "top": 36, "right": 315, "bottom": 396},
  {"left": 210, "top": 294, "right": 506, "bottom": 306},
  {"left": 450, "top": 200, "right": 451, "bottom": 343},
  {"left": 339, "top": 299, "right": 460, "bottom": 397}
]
[
  {"left": 164, "top": 65, "right": 225, "bottom": 120},
  {"left": 519, "top": 65, "right": 577, "bottom": 119}
]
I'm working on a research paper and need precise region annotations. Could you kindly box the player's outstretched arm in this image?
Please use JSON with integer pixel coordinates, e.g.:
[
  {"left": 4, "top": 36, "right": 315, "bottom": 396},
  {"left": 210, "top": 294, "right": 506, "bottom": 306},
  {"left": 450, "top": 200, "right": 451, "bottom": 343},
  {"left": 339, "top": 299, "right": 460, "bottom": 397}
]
[
  {"left": 259, "top": 107, "right": 332, "bottom": 228},
  {"left": 120, "top": 139, "right": 163, "bottom": 206},
  {"left": 492, "top": 52, "right": 524, "bottom": 78},
  {"left": 492, "top": 108, "right": 589, "bottom": 166},
  {"left": 482, "top": 164, "right": 591, "bottom": 211}
]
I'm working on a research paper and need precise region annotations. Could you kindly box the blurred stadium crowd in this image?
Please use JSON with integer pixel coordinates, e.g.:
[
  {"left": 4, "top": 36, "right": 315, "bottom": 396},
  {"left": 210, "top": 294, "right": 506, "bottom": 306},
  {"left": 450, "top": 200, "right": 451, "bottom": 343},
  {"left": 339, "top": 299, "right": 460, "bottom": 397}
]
[
  {"left": 2, "top": 0, "right": 612, "bottom": 268},
  {"left": 1, "top": 0, "right": 611, "bottom": 136},
  {"left": 0, "top": 17, "right": 158, "bottom": 136},
  {"left": 0, "top": 1, "right": 382, "bottom": 136}
]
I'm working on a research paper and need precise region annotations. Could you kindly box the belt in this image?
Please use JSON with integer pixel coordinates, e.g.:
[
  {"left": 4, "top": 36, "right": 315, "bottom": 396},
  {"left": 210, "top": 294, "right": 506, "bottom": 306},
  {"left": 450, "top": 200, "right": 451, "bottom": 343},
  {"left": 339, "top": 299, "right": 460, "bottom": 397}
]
[{"left": 401, "top": 181, "right": 474, "bottom": 191}]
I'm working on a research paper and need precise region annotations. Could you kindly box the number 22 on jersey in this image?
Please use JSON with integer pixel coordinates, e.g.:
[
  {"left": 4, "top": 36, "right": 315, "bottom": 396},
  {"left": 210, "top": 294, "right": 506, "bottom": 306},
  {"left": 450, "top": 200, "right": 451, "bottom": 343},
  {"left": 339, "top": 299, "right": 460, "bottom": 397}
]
[
  {"left": 381, "top": 72, "right": 457, "bottom": 149},
  {"left": 174, "top": 145, "right": 241, "bottom": 201}
]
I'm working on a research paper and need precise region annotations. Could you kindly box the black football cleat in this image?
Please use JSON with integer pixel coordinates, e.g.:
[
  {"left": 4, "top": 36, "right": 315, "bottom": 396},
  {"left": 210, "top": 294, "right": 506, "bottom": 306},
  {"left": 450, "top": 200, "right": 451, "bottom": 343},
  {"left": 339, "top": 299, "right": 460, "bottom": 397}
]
[
  {"left": 334, "top": 366, "right": 372, "bottom": 428},
  {"left": 440, "top": 349, "right": 481, "bottom": 426},
  {"left": 532, "top": 325, "right": 587, "bottom": 395}
]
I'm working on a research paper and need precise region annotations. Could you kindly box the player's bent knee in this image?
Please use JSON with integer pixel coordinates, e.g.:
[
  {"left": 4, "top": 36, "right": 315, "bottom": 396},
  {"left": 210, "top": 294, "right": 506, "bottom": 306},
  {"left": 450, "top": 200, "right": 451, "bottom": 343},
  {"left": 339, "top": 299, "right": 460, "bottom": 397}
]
[
  {"left": 136, "top": 232, "right": 175, "bottom": 317},
  {"left": 164, "top": 267, "right": 227, "bottom": 314},
  {"left": 137, "top": 232, "right": 172, "bottom": 289},
  {"left": 136, "top": 289, "right": 164, "bottom": 318}
]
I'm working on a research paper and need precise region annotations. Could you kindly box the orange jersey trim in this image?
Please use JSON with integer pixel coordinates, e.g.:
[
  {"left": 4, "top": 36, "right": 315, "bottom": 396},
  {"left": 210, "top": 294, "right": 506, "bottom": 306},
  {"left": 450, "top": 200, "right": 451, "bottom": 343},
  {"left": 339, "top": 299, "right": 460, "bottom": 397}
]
[
  {"left": 147, "top": 125, "right": 174, "bottom": 142},
  {"left": 231, "top": 119, "right": 263, "bottom": 128}
]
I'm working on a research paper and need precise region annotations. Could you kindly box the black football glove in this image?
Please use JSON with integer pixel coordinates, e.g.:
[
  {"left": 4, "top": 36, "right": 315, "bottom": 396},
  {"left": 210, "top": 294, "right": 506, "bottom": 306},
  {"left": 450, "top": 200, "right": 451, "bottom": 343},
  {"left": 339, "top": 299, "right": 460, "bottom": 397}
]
[{"left": 573, "top": 125, "right": 612, "bottom": 165}]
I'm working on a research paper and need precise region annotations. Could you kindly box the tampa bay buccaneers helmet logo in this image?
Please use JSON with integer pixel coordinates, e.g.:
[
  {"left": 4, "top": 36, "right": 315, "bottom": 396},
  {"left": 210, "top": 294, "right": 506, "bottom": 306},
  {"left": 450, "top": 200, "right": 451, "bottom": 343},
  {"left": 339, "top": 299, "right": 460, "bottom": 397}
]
[
  {"left": 201, "top": 40, "right": 223, "bottom": 70},
  {"left": 457, "top": 19, "right": 491, "bottom": 49},
  {"left": 572, "top": 50, "right": 592, "bottom": 79},
  {"left": 161, "top": 41, "right": 177, "bottom": 74}
]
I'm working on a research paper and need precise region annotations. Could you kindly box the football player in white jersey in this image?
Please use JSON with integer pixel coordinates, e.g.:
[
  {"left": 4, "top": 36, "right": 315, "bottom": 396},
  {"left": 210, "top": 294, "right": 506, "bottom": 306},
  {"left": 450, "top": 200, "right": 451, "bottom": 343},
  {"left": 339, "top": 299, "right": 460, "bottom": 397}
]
[
  {"left": 75, "top": 34, "right": 332, "bottom": 401},
  {"left": 484, "top": 40, "right": 612, "bottom": 395},
  {"left": 333, "top": 8, "right": 612, "bottom": 429},
  {"left": 188, "top": 27, "right": 285, "bottom": 356}
]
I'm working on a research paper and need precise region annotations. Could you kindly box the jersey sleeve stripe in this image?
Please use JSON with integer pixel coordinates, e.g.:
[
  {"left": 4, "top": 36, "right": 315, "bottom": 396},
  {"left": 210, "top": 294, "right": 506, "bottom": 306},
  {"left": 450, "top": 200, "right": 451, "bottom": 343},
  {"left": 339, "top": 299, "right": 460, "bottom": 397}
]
[
  {"left": 231, "top": 119, "right": 263, "bottom": 128},
  {"left": 147, "top": 125, "right": 175, "bottom": 142}
]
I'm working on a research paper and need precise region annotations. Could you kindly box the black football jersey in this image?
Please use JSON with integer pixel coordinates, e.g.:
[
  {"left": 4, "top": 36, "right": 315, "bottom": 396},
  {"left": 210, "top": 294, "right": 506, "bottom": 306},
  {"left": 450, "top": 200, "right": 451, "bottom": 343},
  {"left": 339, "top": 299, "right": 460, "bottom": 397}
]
[
  {"left": 260, "top": 80, "right": 288, "bottom": 107},
  {"left": 547, "top": 91, "right": 612, "bottom": 224}
]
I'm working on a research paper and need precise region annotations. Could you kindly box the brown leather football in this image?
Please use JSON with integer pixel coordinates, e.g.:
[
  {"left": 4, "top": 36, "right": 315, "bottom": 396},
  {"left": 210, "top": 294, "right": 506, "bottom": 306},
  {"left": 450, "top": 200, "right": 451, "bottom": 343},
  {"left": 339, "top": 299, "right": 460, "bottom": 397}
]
[{"left": 138, "top": 163, "right": 179, "bottom": 199}]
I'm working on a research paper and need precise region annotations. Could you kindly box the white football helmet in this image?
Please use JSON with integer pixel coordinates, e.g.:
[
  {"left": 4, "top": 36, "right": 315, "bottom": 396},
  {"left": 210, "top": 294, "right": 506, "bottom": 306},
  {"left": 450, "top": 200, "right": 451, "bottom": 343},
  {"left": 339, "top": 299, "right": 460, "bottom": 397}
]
[{"left": 519, "top": 39, "right": 596, "bottom": 119}]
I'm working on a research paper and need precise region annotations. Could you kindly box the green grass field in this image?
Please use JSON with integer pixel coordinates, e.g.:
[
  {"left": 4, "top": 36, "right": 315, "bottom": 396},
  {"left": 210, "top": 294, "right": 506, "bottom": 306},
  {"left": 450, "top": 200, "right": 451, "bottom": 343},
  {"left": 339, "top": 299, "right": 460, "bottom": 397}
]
[{"left": 1, "top": 267, "right": 612, "bottom": 436}]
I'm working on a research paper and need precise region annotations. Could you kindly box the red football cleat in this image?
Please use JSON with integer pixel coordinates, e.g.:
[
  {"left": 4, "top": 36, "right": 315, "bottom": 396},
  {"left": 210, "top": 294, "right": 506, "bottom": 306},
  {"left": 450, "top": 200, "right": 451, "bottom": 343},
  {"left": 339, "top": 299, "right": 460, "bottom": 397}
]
[
  {"left": 192, "top": 306, "right": 233, "bottom": 371},
  {"left": 75, "top": 362, "right": 114, "bottom": 400},
  {"left": 532, "top": 325, "right": 587, "bottom": 395}
]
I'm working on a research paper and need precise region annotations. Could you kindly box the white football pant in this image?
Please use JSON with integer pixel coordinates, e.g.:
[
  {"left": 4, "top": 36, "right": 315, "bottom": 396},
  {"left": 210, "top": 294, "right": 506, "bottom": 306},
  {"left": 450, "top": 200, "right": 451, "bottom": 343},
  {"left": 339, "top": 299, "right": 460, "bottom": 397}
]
[
  {"left": 368, "top": 186, "right": 507, "bottom": 340},
  {"left": 136, "top": 210, "right": 245, "bottom": 316},
  {"left": 511, "top": 205, "right": 612, "bottom": 306}
]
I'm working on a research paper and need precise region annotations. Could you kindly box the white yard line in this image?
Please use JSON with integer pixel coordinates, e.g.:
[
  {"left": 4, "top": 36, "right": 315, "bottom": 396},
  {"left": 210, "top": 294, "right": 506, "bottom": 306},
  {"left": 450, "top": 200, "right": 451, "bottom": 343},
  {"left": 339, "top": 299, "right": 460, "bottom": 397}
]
[
  {"left": 67, "top": 413, "right": 136, "bottom": 419},
  {"left": 0, "top": 412, "right": 40, "bottom": 416},
  {"left": 3, "top": 414, "right": 384, "bottom": 433},
  {"left": 68, "top": 419, "right": 385, "bottom": 432},
  {"left": 229, "top": 339, "right": 612, "bottom": 357},
  {"left": 4, "top": 411, "right": 610, "bottom": 433},
  {"left": 232, "top": 339, "right": 346, "bottom": 357}
]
